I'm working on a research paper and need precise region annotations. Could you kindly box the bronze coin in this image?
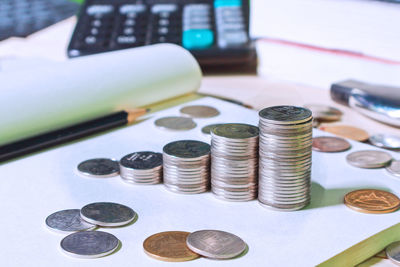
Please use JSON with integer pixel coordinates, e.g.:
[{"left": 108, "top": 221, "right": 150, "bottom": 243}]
[
  {"left": 312, "top": 136, "right": 351, "bottom": 152},
  {"left": 344, "top": 189, "right": 400, "bottom": 214},
  {"left": 304, "top": 104, "right": 342, "bottom": 121},
  {"left": 319, "top": 125, "right": 369, "bottom": 142},
  {"left": 143, "top": 231, "right": 200, "bottom": 262}
]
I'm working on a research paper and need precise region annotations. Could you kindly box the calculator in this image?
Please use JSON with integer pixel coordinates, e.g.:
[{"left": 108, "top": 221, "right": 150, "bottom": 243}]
[{"left": 67, "top": 0, "right": 256, "bottom": 70}]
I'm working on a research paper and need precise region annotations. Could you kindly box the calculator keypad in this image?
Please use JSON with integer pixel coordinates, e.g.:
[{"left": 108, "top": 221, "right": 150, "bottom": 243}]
[{"left": 182, "top": 4, "right": 214, "bottom": 49}]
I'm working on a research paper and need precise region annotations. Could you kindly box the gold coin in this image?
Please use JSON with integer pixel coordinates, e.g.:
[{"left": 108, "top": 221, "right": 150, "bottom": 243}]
[
  {"left": 319, "top": 125, "right": 369, "bottom": 142},
  {"left": 143, "top": 231, "right": 200, "bottom": 262},
  {"left": 344, "top": 189, "right": 400, "bottom": 214}
]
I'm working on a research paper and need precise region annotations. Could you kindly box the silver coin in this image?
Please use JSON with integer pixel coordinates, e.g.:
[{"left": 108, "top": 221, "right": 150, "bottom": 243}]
[
  {"left": 45, "top": 209, "right": 96, "bottom": 233},
  {"left": 120, "top": 151, "right": 162, "bottom": 170},
  {"left": 212, "top": 123, "right": 259, "bottom": 139},
  {"left": 259, "top": 106, "right": 312, "bottom": 124},
  {"left": 369, "top": 134, "right": 400, "bottom": 150},
  {"left": 180, "top": 105, "right": 220, "bottom": 118},
  {"left": 346, "top": 150, "right": 393, "bottom": 168},
  {"left": 77, "top": 158, "right": 119, "bottom": 178},
  {"left": 303, "top": 104, "right": 342, "bottom": 121},
  {"left": 387, "top": 160, "right": 400, "bottom": 178},
  {"left": 186, "top": 230, "right": 246, "bottom": 259},
  {"left": 60, "top": 231, "right": 119, "bottom": 259},
  {"left": 154, "top": 116, "right": 196, "bottom": 131},
  {"left": 201, "top": 124, "right": 224, "bottom": 135},
  {"left": 80, "top": 202, "right": 136, "bottom": 227},
  {"left": 386, "top": 241, "right": 400, "bottom": 265},
  {"left": 163, "top": 140, "right": 210, "bottom": 159}
]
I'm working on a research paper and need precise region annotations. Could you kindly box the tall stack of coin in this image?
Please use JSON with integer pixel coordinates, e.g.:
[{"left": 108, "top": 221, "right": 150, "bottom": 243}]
[
  {"left": 258, "top": 106, "right": 313, "bottom": 211},
  {"left": 163, "top": 140, "right": 211, "bottom": 194},
  {"left": 210, "top": 123, "right": 259, "bottom": 201},
  {"left": 119, "top": 151, "right": 163, "bottom": 184}
]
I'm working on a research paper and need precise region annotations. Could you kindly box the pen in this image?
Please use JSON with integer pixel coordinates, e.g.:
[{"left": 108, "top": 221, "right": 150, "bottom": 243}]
[{"left": 0, "top": 108, "right": 149, "bottom": 163}]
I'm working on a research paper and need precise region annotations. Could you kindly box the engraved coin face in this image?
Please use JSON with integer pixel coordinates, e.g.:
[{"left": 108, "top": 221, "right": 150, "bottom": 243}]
[
  {"left": 212, "top": 123, "right": 259, "bottom": 139},
  {"left": 386, "top": 241, "right": 400, "bottom": 265},
  {"left": 369, "top": 134, "right": 400, "bottom": 150},
  {"left": 77, "top": 158, "right": 119, "bottom": 178},
  {"left": 304, "top": 104, "right": 342, "bottom": 121},
  {"left": 120, "top": 152, "right": 162, "bottom": 170},
  {"left": 387, "top": 160, "right": 400, "bottom": 178},
  {"left": 186, "top": 230, "right": 247, "bottom": 259},
  {"left": 60, "top": 231, "right": 119, "bottom": 258},
  {"left": 143, "top": 231, "right": 200, "bottom": 262},
  {"left": 163, "top": 140, "right": 210, "bottom": 159},
  {"left": 312, "top": 136, "right": 351, "bottom": 152},
  {"left": 201, "top": 124, "right": 224, "bottom": 135},
  {"left": 346, "top": 150, "right": 392, "bottom": 168},
  {"left": 80, "top": 202, "right": 136, "bottom": 227},
  {"left": 155, "top": 116, "right": 196, "bottom": 131},
  {"left": 180, "top": 105, "right": 220, "bottom": 118},
  {"left": 45, "top": 209, "right": 96, "bottom": 233},
  {"left": 344, "top": 189, "right": 400, "bottom": 214},
  {"left": 319, "top": 125, "right": 369, "bottom": 142},
  {"left": 259, "top": 106, "right": 312, "bottom": 124}
]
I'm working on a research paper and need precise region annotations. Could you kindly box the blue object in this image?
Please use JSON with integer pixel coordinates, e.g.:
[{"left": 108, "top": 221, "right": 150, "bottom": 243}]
[
  {"left": 214, "top": 0, "right": 242, "bottom": 8},
  {"left": 182, "top": 29, "right": 214, "bottom": 49}
]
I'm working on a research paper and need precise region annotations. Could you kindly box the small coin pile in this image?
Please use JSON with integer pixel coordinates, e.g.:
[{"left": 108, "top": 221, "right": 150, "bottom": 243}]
[
  {"left": 119, "top": 151, "right": 163, "bottom": 184},
  {"left": 304, "top": 104, "right": 342, "bottom": 122},
  {"left": 344, "top": 189, "right": 400, "bottom": 214},
  {"left": 210, "top": 123, "right": 259, "bottom": 201},
  {"left": 77, "top": 158, "right": 120, "bottom": 178},
  {"left": 312, "top": 136, "right": 351, "bottom": 153},
  {"left": 46, "top": 202, "right": 136, "bottom": 258},
  {"left": 258, "top": 106, "right": 313, "bottom": 211},
  {"left": 346, "top": 150, "right": 392, "bottom": 169},
  {"left": 143, "top": 230, "right": 246, "bottom": 262},
  {"left": 163, "top": 140, "right": 211, "bottom": 194}
]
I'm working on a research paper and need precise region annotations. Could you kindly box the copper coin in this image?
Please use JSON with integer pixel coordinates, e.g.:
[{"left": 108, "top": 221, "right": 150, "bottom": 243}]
[
  {"left": 143, "top": 231, "right": 200, "bottom": 262},
  {"left": 304, "top": 104, "right": 342, "bottom": 121},
  {"left": 312, "top": 136, "right": 351, "bottom": 152},
  {"left": 319, "top": 125, "right": 369, "bottom": 142},
  {"left": 344, "top": 189, "right": 400, "bottom": 214}
]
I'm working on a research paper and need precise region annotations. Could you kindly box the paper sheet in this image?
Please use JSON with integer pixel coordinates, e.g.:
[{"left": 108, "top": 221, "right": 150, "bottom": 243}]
[{"left": 0, "top": 97, "right": 399, "bottom": 266}]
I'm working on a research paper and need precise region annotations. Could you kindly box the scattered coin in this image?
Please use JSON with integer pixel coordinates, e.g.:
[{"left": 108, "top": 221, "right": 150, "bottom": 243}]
[
  {"left": 77, "top": 158, "right": 119, "bottom": 178},
  {"left": 119, "top": 151, "right": 163, "bottom": 184},
  {"left": 180, "top": 105, "right": 220, "bottom": 118},
  {"left": 155, "top": 116, "right": 196, "bottom": 131},
  {"left": 304, "top": 104, "right": 342, "bottom": 121},
  {"left": 312, "top": 136, "right": 351, "bottom": 152},
  {"left": 45, "top": 209, "right": 96, "bottom": 233},
  {"left": 344, "top": 189, "right": 400, "bottom": 214},
  {"left": 346, "top": 150, "right": 392, "bottom": 168},
  {"left": 319, "top": 125, "right": 369, "bottom": 142},
  {"left": 201, "top": 123, "right": 224, "bottom": 135},
  {"left": 60, "top": 231, "right": 119, "bottom": 258},
  {"left": 143, "top": 231, "right": 200, "bottom": 262},
  {"left": 80, "top": 202, "right": 136, "bottom": 227},
  {"left": 312, "top": 119, "right": 320, "bottom": 128},
  {"left": 186, "top": 230, "right": 246, "bottom": 259},
  {"left": 369, "top": 134, "right": 400, "bottom": 150},
  {"left": 387, "top": 160, "right": 400, "bottom": 178},
  {"left": 386, "top": 241, "right": 400, "bottom": 265}
]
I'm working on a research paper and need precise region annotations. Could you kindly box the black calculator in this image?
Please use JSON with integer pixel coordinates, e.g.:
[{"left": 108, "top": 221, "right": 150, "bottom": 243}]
[{"left": 67, "top": 0, "right": 256, "bottom": 71}]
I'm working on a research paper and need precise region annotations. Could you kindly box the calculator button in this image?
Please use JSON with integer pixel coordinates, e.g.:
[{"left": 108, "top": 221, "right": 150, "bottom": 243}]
[
  {"left": 86, "top": 5, "right": 114, "bottom": 16},
  {"left": 214, "top": 0, "right": 242, "bottom": 8},
  {"left": 117, "top": 36, "right": 136, "bottom": 44},
  {"left": 120, "top": 4, "right": 146, "bottom": 14},
  {"left": 217, "top": 30, "right": 247, "bottom": 48},
  {"left": 183, "top": 29, "right": 214, "bottom": 49},
  {"left": 85, "top": 36, "right": 97, "bottom": 44},
  {"left": 151, "top": 4, "right": 178, "bottom": 14}
]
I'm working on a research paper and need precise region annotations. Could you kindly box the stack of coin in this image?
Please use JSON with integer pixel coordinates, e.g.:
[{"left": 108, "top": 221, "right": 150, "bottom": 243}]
[
  {"left": 163, "top": 140, "right": 211, "bottom": 194},
  {"left": 258, "top": 106, "right": 313, "bottom": 211},
  {"left": 210, "top": 123, "right": 259, "bottom": 201},
  {"left": 119, "top": 151, "right": 163, "bottom": 184}
]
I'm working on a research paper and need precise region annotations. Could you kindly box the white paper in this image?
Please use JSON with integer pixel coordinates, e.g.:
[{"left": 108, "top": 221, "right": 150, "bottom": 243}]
[{"left": 0, "top": 97, "right": 399, "bottom": 266}]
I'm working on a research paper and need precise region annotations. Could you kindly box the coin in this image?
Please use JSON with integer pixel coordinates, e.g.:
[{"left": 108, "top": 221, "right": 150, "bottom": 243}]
[
  {"left": 387, "top": 160, "right": 400, "bottom": 178},
  {"left": 143, "top": 231, "right": 200, "bottom": 262},
  {"left": 386, "top": 241, "right": 400, "bottom": 265},
  {"left": 259, "top": 106, "right": 312, "bottom": 124},
  {"left": 304, "top": 104, "right": 342, "bottom": 121},
  {"left": 212, "top": 123, "right": 259, "bottom": 139},
  {"left": 60, "top": 231, "right": 119, "bottom": 258},
  {"left": 369, "top": 134, "right": 400, "bottom": 150},
  {"left": 80, "top": 202, "right": 136, "bottom": 227},
  {"left": 119, "top": 151, "right": 163, "bottom": 184},
  {"left": 319, "top": 125, "right": 369, "bottom": 142},
  {"left": 163, "top": 140, "right": 210, "bottom": 159},
  {"left": 201, "top": 124, "right": 224, "bottom": 135},
  {"left": 77, "top": 158, "right": 119, "bottom": 178},
  {"left": 346, "top": 150, "right": 392, "bottom": 168},
  {"left": 312, "top": 136, "right": 351, "bottom": 152},
  {"left": 344, "top": 189, "right": 400, "bottom": 214},
  {"left": 155, "top": 116, "right": 196, "bottom": 131},
  {"left": 180, "top": 105, "right": 220, "bottom": 118},
  {"left": 186, "top": 230, "right": 246, "bottom": 259},
  {"left": 45, "top": 209, "right": 96, "bottom": 233}
]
